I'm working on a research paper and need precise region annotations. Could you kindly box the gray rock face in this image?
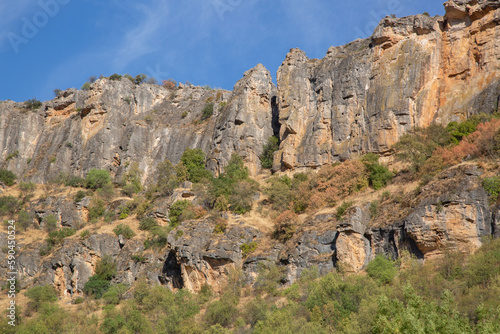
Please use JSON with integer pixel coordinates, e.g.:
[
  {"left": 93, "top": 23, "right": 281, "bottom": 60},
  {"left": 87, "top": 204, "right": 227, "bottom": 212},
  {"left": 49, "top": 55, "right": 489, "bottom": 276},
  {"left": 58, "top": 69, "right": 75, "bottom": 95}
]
[
  {"left": 0, "top": 79, "right": 228, "bottom": 184},
  {"left": 208, "top": 64, "right": 278, "bottom": 176},
  {"left": 273, "top": 2, "right": 500, "bottom": 170},
  {"left": 402, "top": 165, "right": 492, "bottom": 259}
]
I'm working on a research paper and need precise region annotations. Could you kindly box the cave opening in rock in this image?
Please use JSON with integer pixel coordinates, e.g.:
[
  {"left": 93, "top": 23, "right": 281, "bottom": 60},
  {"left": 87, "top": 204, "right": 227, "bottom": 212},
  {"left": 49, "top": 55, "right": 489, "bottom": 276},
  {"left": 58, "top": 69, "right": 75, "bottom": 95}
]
[{"left": 160, "top": 250, "right": 184, "bottom": 289}]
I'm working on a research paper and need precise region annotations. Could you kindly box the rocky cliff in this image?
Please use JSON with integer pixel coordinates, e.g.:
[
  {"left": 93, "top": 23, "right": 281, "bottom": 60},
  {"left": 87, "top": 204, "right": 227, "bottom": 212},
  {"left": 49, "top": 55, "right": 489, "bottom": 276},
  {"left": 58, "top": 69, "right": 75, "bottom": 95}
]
[
  {"left": 274, "top": 0, "right": 500, "bottom": 170},
  {"left": 1, "top": 0, "right": 500, "bottom": 297}
]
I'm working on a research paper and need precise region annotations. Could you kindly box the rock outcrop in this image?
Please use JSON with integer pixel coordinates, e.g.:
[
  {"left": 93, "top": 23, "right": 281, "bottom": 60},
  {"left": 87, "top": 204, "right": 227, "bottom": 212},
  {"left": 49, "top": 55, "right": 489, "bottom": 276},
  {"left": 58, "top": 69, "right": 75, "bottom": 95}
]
[
  {"left": 273, "top": 1, "right": 500, "bottom": 170},
  {"left": 208, "top": 64, "right": 278, "bottom": 176}
]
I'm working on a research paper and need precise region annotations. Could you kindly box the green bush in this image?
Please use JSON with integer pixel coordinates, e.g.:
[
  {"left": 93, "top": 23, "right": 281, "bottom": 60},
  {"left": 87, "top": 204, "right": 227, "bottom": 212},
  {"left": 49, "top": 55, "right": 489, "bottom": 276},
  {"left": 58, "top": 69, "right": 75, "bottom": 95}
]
[
  {"left": 24, "top": 285, "right": 58, "bottom": 313},
  {"left": 362, "top": 153, "right": 393, "bottom": 190},
  {"left": 144, "top": 226, "right": 170, "bottom": 249},
  {"left": 18, "top": 210, "right": 34, "bottom": 231},
  {"left": 464, "top": 237, "right": 500, "bottom": 287},
  {"left": 25, "top": 98, "right": 42, "bottom": 110},
  {"left": 85, "top": 169, "right": 111, "bottom": 190},
  {"left": 0, "top": 169, "right": 17, "bottom": 186},
  {"left": 261, "top": 136, "right": 279, "bottom": 169},
  {"left": 74, "top": 190, "right": 86, "bottom": 203},
  {"left": 336, "top": 201, "right": 354, "bottom": 220},
  {"left": 83, "top": 275, "right": 111, "bottom": 299},
  {"left": 201, "top": 102, "right": 214, "bottom": 120},
  {"left": 392, "top": 124, "right": 455, "bottom": 173},
  {"left": 46, "top": 228, "right": 76, "bottom": 246},
  {"left": 139, "top": 217, "right": 158, "bottom": 231},
  {"left": 81, "top": 82, "right": 91, "bottom": 91},
  {"left": 65, "top": 175, "right": 86, "bottom": 187},
  {"left": 181, "top": 148, "right": 212, "bottom": 183},
  {"left": 113, "top": 223, "right": 135, "bottom": 239},
  {"left": 209, "top": 154, "right": 258, "bottom": 213},
  {"left": 240, "top": 242, "right": 258, "bottom": 258},
  {"left": 264, "top": 174, "right": 309, "bottom": 213},
  {"left": 205, "top": 292, "right": 239, "bottom": 327},
  {"left": 5, "top": 150, "right": 19, "bottom": 161},
  {"left": 95, "top": 255, "right": 117, "bottom": 280},
  {"left": 102, "top": 283, "right": 128, "bottom": 305},
  {"left": 482, "top": 177, "right": 500, "bottom": 202},
  {"left": 154, "top": 159, "right": 179, "bottom": 196},
  {"left": 88, "top": 198, "right": 106, "bottom": 221},
  {"left": 43, "top": 214, "right": 58, "bottom": 232},
  {"left": 366, "top": 254, "right": 398, "bottom": 284},
  {"left": 169, "top": 200, "right": 192, "bottom": 227},
  {"left": 0, "top": 196, "right": 21, "bottom": 216},
  {"left": 109, "top": 73, "right": 122, "bottom": 81}
]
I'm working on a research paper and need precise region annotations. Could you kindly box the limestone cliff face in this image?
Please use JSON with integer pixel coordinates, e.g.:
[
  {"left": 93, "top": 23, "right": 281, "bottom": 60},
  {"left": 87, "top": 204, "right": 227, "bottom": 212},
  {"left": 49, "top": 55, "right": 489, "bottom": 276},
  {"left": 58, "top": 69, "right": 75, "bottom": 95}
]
[
  {"left": 207, "top": 64, "right": 278, "bottom": 176},
  {"left": 274, "top": 0, "right": 500, "bottom": 170},
  {"left": 0, "top": 80, "right": 228, "bottom": 184}
]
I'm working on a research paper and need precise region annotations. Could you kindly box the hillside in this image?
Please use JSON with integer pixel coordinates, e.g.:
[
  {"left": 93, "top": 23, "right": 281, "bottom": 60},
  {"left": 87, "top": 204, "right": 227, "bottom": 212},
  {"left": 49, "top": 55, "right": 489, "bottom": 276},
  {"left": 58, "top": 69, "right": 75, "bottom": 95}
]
[{"left": 1, "top": 0, "right": 500, "bottom": 333}]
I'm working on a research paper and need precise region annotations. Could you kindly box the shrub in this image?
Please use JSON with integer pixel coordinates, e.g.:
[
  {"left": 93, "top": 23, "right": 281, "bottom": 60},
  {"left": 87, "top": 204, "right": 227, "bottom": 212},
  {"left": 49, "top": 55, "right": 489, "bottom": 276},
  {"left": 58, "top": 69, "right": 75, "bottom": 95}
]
[
  {"left": 83, "top": 275, "right": 111, "bottom": 299},
  {"left": 81, "top": 82, "right": 91, "bottom": 91},
  {"left": 336, "top": 201, "right": 354, "bottom": 220},
  {"left": 240, "top": 242, "right": 258, "bottom": 258},
  {"left": 5, "top": 150, "right": 19, "bottom": 161},
  {"left": 95, "top": 255, "right": 117, "bottom": 281},
  {"left": 144, "top": 226, "right": 170, "bottom": 249},
  {"left": 74, "top": 190, "right": 86, "bottom": 203},
  {"left": 46, "top": 228, "right": 76, "bottom": 246},
  {"left": 134, "top": 74, "right": 147, "bottom": 85},
  {"left": 43, "top": 214, "right": 58, "bottom": 232},
  {"left": 80, "top": 230, "right": 90, "bottom": 239},
  {"left": 0, "top": 196, "right": 21, "bottom": 216},
  {"left": 85, "top": 169, "right": 111, "bottom": 190},
  {"left": 113, "top": 223, "right": 135, "bottom": 239},
  {"left": 54, "top": 89, "right": 62, "bottom": 97},
  {"left": 366, "top": 254, "right": 398, "bottom": 284},
  {"left": 181, "top": 110, "right": 188, "bottom": 118},
  {"left": 109, "top": 73, "right": 122, "bottom": 81},
  {"left": 88, "top": 198, "right": 106, "bottom": 221},
  {"left": 169, "top": 200, "right": 192, "bottom": 227},
  {"left": 181, "top": 148, "right": 212, "bottom": 183},
  {"left": 229, "top": 180, "right": 259, "bottom": 214},
  {"left": 482, "top": 177, "right": 500, "bottom": 202},
  {"left": 102, "top": 283, "right": 128, "bottom": 305},
  {"left": 65, "top": 175, "right": 85, "bottom": 187},
  {"left": 273, "top": 210, "right": 297, "bottom": 242},
  {"left": 146, "top": 77, "right": 158, "bottom": 85},
  {"left": 261, "top": 136, "right": 279, "bottom": 169},
  {"left": 154, "top": 159, "right": 179, "bottom": 196},
  {"left": 464, "top": 237, "right": 500, "bottom": 287},
  {"left": 18, "top": 210, "right": 34, "bottom": 231},
  {"left": 205, "top": 292, "right": 239, "bottom": 327},
  {"left": 393, "top": 124, "right": 457, "bottom": 173},
  {"left": 139, "top": 217, "right": 158, "bottom": 231},
  {"left": 0, "top": 169, "right": 17, "bottom": 186},
  {"left": 201, "top": 102, "right": 214, "bottom": 120},
  {"left": 25, "top": 285, "right": 58, "bottom": 313},
  {"left": 162, "top": 79, "right": 177, "bottom": 89},
  {"left": 362, "top": 154, "right": 393, "bottom": 190},
  {"left": 19, "top": 181, "right": 35, "bottom": 197},
  {"left": 25, "top": 98, "right": 42, "bottom": 110}
]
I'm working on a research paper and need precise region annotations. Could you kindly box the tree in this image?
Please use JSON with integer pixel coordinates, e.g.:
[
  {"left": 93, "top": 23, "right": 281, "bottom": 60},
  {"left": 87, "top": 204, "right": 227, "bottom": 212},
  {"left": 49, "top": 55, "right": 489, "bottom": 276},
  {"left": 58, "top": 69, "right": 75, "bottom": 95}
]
[
  {"left": 261, "top": 136, "right": 279, "bottom": 169},
  {"left": 0, "top": 169, "right": 17, "bottom": 186},
  {"left": 85, "top": 169, "right": 111, "bottom": 190},
  {"left": 95, "top": 254, "right": 117, "bottom": 281},
  {"left": 180, "top": 148, "right": 212, "bottom": 183},
  {"left": 18, "top": 210, "right": 34, "bottom": 231},
  {"left": 201, "top": 103, "right": 214, "bottom": 120},
  {"left": 155, "top": 159, "right": 178, "bottom": 196}
]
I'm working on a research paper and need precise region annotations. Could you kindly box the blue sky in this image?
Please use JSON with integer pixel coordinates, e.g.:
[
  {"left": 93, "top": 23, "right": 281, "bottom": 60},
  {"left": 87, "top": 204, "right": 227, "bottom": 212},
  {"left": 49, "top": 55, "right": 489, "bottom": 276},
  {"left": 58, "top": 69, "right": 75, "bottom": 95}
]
[{"left": 0, "top": 0, "right": 444, "bottom": 102}]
